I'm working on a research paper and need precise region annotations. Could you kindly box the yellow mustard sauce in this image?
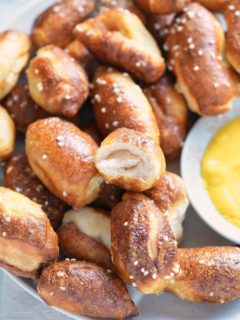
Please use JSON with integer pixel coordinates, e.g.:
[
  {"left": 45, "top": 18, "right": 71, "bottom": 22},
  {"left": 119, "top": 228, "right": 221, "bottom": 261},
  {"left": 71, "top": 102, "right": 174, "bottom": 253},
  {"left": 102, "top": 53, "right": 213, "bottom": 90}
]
[{"left": 201, "top": 117, "right": 240, "bottom": 228}]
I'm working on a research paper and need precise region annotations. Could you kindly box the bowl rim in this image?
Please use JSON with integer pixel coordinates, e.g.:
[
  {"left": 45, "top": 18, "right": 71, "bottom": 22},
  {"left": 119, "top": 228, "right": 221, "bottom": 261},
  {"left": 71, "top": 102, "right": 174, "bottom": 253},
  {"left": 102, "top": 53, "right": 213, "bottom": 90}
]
[{"left": 180, "top": 104, "right": 240, "bottom": 244}]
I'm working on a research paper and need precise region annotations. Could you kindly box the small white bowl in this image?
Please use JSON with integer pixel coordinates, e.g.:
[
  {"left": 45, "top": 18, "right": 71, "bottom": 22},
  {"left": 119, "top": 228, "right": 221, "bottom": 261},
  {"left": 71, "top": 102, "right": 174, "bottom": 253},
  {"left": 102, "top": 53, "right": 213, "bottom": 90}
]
[{"left": 181, "top": 103, "right": 240, "bottom": 244}]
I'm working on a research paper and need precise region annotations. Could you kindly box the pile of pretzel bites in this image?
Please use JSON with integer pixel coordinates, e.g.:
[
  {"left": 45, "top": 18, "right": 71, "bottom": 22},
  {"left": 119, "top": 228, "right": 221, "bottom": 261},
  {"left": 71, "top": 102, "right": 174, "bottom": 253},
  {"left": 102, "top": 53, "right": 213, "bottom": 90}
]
[{"left": 0, "top": 0, "right": 240, "bottom": 319}]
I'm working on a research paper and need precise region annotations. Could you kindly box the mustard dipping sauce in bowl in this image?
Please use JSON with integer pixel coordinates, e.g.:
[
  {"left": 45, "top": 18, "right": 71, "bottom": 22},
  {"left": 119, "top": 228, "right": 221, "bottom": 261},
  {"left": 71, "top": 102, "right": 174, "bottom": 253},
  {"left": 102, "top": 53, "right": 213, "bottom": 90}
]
[
  {"left": 202, "top": 117, "right": 240, "bottom": 228},
  {"left": 181, "top": 103, "right": 240, "bottom": 244}
]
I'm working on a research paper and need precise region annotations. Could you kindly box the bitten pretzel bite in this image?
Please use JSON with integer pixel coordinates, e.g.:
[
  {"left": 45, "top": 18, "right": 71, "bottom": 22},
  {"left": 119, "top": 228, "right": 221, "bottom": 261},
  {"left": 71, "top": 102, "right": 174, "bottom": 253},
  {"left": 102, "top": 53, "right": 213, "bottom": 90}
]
[
  {"left": 144, "top": 75, "right": 188, "bottom": 160},
  {"left": 27, "top": 45, "right": 89, "bottom": 118},
  {"left": 3, "top": 83, "right": 49, "bottom": 132},
  {"left": 0, "top": 187, "right": 58, "bottom": 279},
  {"left": 58, "top": 207, "right": 112, "bottom": 269},
  {"left": 93, "top": 182, "right": 124, "bottom": 211},
  {"left": 65, "top": 40, "right": 98, "bottom": 78},
  {"left": 32, "top": 0, "right": 95, "bottom": 48},
  {"left": 145, "top": 172, "right": 189, "bottom": 243},
  {"left": 95, "top": 128, "right": 166, "bottom": 192},
  {"left": 225, "top": 1, "right": 240, "bottom": 73},
  {"left": 166, "top": 247, "right": 240, "bottom": 303},
  {"left": 0, "top": 106, "right": 15, "bottom": 161},
  {"left": 167, "top": 3, "right": 239, "bottom": 116},
  {"left": 4, "top": 155, "right": 67, "bottom": 230},
  {"left": 135, "top": 0, "right": 191, "bottom": 14},
  {"left": 0, "top": 30, "right": 31, "bottom": 100},
  {"left": 93, "top": 68, "right": 160, "bottom": 143},
  {"left": 111, "top": 193, "right": 177, "bottom": 293},
  {"left": 74, "top": 9, "right": 165, "bottom": 83},
  {"left": 26, "top": 117, "right": 101, "bottom": 208},
  {"left": 38, "top": 261, "right": 138, "bottom": 319}
]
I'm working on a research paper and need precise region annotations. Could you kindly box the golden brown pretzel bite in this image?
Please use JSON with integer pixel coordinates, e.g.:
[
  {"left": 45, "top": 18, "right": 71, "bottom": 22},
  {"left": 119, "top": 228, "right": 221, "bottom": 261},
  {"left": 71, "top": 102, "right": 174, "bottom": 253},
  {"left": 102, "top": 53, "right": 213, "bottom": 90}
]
[
  {"left": 95, "top": 128, "right": 166, "bottom": 192},
  {"left": 3, "top": 83, "right": 49, "bottom": 132},
  {"left": 93, "top": 68, "right": 160, "bottom": 143},
  {"left": 64, "top": 39, "right": 98, "bottom": 78},
  {"left": 145, "top": 172, "right": 189, "bottom": 243},
  {"left": 26, "top": 117, "right": 101, "bottom": 209},
  {"left": 37, "top": 261, "right": 138, "bottom": 319},
  {"left": 58, "top": 207, "right": 112, "bottom": 269},
  {"left": 0, "top": 107, "right": 15, "bottom": 161},
  {"left": 0, "top": 30, "right": 31, "bottom": 100},
  {"left": 4, "top": 154, "right": 67, "bottom": 230},
  {"left": 167, "top": 3, "right": 239, "bottom": 116},
  {"left": 93, "top": 182, "right": 124, "bottom": 211},
  {"left": 0, "top": 187, "right": 58, "bottom": 279},
  {"left": 135, "top": 0, "right": 191, "bottom": 14},
  {"left": 225, "top": 1, "right": 240, "bottom": 73},
  {"left": 74, "top": 9, "right": 165, "bottom": 83},
  {"left": 167, "top": 247, "right": 240, "bottom": 303},
  {"left": 111, "top": 193, "right": 177, "bottom": 293},
  {"left": 197, "top": 0, "right": 227, "bottom": 11},
  {"left": 144, "top": 74, "right": 188, "bottom": 160},
  {"left": 32, "top": 0, "right": 95, "bottom": 49},
  {"left": 27, "top": 45, "right": 89, "bottom": 118}
]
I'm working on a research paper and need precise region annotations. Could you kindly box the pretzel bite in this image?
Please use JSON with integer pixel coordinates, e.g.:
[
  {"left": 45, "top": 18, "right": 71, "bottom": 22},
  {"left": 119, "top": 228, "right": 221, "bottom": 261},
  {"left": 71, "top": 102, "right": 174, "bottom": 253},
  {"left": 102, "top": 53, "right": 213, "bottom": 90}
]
[
  {"left": 111, "top": 193, "right": 177, "bottom": 293},
  {"left": 27, "top": 45, "right": 89, "bottom": 118},
  {"left": 74, "top": 9, "right": 165, "bottom": 83},
  {"left": 197, "top": 0, "right": 227, "bottom": 11},
  {"left": 144, "top": 75, "right": 188, "bottom": 161},
  {"left": 93, "top": 68, "right": 160, "bottom": 143},
  {"left": 0, "top": 187, "right": 58, "bottom": 279},
  {"left": 225, "top": 1, "right": 240, "bottom": 73},
  {"left": 145, "top": 172, "right": 189, "bottom": 243},
  {"left": 64, "top": 40, "right": 98, "bottom": 78},
  {"left": 3, "top": 83, "right": 49, "bottom": 132},
  {"left": 0, "top": 30, "right": 31, "bottom": 100},
  {"left": 167, "top": 247, "right": 240, "bottom": 303},
  {"left": 93, "top": 182, "right": 124, "bottom": 210},
  {"left": 38, "top": 261, "right": 138, "bottom": 319},
  {"left": 32, "top": 0, "right": 95, "bottom": 49},
  {"left": 4, "top": 155, "right": 67, "bottom": 230},
  {"left": 95, "top": 128, "right": 165, "bottom": 192},
  {"left": 26, "top": 117, "right": 101, "bottom": 208},
  {"left": 167, "top": 3, "right": 239, "bottom": 116},
  {"left": 135, "top": 0, "right": 190, "bottom": 14},
  {"left": 0, "top": 107, "right": 15, "bottom": 161},
  {"left": 98, "top": 0, "right": 146, "bottom": 22},
  {"left": 58, "top": 207, "right": 112, "bottom": 269}
]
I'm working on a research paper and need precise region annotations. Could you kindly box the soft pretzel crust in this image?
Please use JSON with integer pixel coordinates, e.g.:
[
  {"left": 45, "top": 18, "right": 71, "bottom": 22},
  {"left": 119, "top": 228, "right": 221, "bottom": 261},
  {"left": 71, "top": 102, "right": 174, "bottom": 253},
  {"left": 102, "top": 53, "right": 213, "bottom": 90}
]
[
  {"left": 0, "top": 187, "right": 58, "bottom": 279},
  {"left": 74, "top": 9, "right": 165, "bottom": 82},
  {"left": 167, "top": 3, "right": 239, "bottom": 116},
  {"left": 0, "top": 106, "right": 15, "bottom": 161},
  {"left": 27, "top": 45, "right": 89, "bottom": 118},
  {"left": 93, "top": 68, "right": 160, "bottom": 143},
  {"left": 167, "top": 247, "right": 240, "bottom": 303},
  {"left": 225, "top": 1, "right": 240, "bottom": 73},
  {"left": 32, "top": 0, "right": 95, "bottom": 48},
  {"left": 144, "top": 75, "right": 188, "bottom": 160},
  {"left": 0, "top": 30, "right": 31, "bottom": 100},
  {"left": 111, "top": 193, "right": 177, "bottom": 293},
  {"left": 145, "top": 172, "right": 189, "bottom": 243},
  {"left": 37, "top": 261, "right": 138, "bottom": 319},
  {"left": 26, "top": 117, "right": 101, "bottom": 209}
]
